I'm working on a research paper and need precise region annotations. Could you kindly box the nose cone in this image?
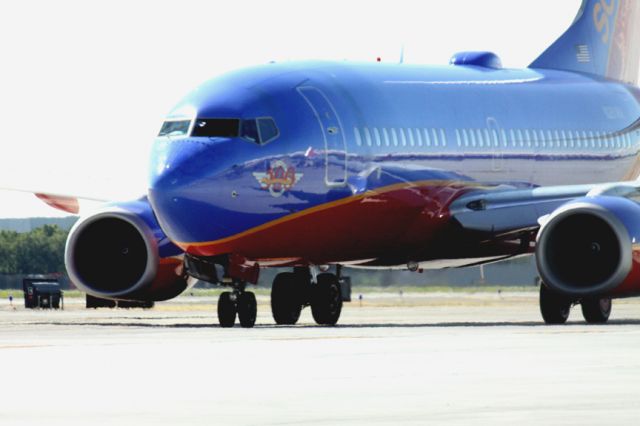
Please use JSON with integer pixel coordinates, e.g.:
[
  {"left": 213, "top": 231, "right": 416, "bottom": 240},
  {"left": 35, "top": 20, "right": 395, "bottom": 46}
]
[
  {"left": 148, "top": 137, "right": 232, "bottom": 243},
  {"left": 149, "top": 138, "right": 211, "bottom": 192}
]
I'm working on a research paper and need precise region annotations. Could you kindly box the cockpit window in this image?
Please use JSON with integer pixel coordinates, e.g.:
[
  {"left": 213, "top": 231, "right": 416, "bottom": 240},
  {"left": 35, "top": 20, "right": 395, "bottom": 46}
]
[
  {"left": 158, "top": 120, "right": 191, "bottom": 137},
  {"left": 241, "top": 119, "right": 259, "bottom": 143},
  {"left": 191, "top": 119, "right": 240, "bottom": 138},
  {"left": 162, "top": 116, "right": 279, "bottom": 144},
  {"left": 258, "top": 118, "right": 279, "bottom": 143},
  {"left": 241, "top": 118, "right": 279, "bottom": 145}
]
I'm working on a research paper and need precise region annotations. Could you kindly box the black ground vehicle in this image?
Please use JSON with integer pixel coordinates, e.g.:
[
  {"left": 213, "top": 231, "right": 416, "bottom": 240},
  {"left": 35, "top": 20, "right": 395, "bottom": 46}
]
[{"left": 23, "top": 279, "right": 63, "bottom": 309}]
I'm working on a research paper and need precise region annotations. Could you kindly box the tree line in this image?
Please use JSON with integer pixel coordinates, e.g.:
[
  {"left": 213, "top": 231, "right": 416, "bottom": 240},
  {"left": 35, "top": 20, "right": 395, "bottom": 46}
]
[{"left": 0, "top": 225, "right": 67, "bottom": 274}]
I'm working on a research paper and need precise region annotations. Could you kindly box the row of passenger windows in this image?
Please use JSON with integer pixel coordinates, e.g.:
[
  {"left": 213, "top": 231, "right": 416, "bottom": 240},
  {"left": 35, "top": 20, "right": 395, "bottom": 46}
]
[
  {"left": 354, "top": 127, "right": 448, "bottom": 148},
  {"left": 353, "top": 127, "right": 638, "bottom": 150}
]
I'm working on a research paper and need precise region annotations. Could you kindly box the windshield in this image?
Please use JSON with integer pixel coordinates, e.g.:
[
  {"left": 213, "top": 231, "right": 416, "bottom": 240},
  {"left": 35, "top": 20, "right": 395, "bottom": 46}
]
[
  {"left": 159, "top": 117, "right": 279, "bottom": 144},
  {"left": 191, "top": 119, "right": 240, "bottom": 138},
  {"left": 158, "top": 120, "right": 191, "bottom": 137}
]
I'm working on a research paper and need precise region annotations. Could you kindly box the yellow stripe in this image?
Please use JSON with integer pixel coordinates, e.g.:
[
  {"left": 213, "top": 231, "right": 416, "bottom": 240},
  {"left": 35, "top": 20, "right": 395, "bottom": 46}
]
[{"left": 178, "top": 179, "right": 484, "bottom": 248}]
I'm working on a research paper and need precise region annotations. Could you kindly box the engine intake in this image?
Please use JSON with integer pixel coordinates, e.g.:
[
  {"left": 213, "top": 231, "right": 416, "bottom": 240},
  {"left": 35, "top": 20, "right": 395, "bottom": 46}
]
[
  {"left": 536, "top": 197, "right": 640, "bottom": 297},
  {"left": 68, "top": 213, "right": 157, "bottom": 297},
  {"left": 66, "top": 200, "right": 187, "bottom": 301}
]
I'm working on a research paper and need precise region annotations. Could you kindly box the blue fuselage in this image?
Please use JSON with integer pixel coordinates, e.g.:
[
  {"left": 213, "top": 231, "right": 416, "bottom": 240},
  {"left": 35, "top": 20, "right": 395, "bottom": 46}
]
[{"left": 148, "top": 61, "right": 640, "bottom": 264}]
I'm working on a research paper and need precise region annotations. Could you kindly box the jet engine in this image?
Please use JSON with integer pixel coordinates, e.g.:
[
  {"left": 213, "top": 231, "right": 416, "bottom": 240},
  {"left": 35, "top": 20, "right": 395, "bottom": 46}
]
[
  {"left": 65, "top": 199, "right": 188, "bottom": 302},
  {"left": 536, "top": 196, "right": 640, "bottom": 298}
]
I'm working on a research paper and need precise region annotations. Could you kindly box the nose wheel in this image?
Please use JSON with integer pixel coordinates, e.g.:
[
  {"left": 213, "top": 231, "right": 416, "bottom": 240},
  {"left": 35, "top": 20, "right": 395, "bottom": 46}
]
[
  {"left": 217, "top": 284, "right": 257, "bottom": 328},
  {"left": 217, "top": 292, "right": 237, "bottom": 328},
  {"left": 237, "top": 292, "right": 257, "bottom": 327}
]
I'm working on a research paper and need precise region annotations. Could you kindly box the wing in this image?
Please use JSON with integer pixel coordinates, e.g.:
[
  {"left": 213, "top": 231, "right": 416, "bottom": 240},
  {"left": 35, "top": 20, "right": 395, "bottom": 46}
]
[
  {"left": 0, "top": 185, "right": 134, "bottom": 216},
  {"left": 0, "top": 170, "right": 147, "bottom": 216},
  {"left": 450, "top": 181, "right": 640, "bottom": 236}
]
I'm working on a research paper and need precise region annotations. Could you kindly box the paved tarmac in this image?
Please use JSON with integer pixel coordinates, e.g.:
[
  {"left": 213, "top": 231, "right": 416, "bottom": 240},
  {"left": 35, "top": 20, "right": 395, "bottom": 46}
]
[{"left": 1, "top": 291, "right": 640, "bottom": 425}]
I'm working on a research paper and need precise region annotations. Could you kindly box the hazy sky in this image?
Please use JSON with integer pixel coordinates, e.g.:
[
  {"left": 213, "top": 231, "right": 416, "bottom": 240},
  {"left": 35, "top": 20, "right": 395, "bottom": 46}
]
[{"left": 0, "top": 0, "right": 582, "bottom": 217}]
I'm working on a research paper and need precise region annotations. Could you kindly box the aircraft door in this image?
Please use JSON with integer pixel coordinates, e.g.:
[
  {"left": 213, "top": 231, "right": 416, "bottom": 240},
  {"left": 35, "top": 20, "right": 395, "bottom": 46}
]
[{"left": 298, "top": 86, "right": 347, "bottom": 187}]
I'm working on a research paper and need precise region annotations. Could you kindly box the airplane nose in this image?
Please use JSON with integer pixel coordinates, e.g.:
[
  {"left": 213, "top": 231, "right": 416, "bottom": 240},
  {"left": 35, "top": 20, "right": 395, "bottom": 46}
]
[
  {"left": 148, "top": 138, "right": 231, "bottom": 243},
  {"left": 149, "top": 138, "right": 212, "bottom": 192}
]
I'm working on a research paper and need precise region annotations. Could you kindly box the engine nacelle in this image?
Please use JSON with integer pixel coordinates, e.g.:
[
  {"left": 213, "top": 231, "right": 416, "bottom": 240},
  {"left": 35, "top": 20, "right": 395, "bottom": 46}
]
[
  {"left": 65, "top": 198, "right": 188, "bottom": 302},
  {"left": 536, "top": 196, "right": 640, "bottom": 298}
]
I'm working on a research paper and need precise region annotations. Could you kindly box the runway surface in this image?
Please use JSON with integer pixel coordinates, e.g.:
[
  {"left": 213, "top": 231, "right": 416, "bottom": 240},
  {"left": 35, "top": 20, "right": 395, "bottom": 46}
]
[{"left": 2, "top": 291, "right": 640, "bottom": 425}]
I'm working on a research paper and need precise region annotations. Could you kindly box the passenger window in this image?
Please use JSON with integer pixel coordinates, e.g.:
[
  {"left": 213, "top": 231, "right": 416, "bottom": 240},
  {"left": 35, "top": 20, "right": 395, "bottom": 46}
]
[
  {"left": 517, "top": 130, "right": 524, "bottom": 147},
  {"left": 423, "top": 129, "right": 431, "bottom": 147},
  {"left": 399, "top": 128, "right": 407, "bottom": 147},
  {"left": 364, "top": 128, "right": 373, "bottom": 146},
  {"left": 383, "top": 128, "right": 390, "bottom": 147},
  {"left": 374, "top": 128, "right": 382, "bottom": 146},
  {"left": 391, "top": 129, "right": 399, "bottom": 146},
  {"left": 354, "top": 128, "right": 363, "bottom": 146},
  {"left": 407, "top": 128, "right": 415, "bottom": 147},
  {"left": 484, "top": 129, "right": 492, "bottom": 147},
  {"left": 414, "top": 128, "right": 423, "bottom": 147}
]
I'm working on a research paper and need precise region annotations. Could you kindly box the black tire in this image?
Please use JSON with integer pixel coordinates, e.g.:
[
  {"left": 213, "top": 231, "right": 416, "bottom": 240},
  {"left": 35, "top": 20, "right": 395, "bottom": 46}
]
[
  {"left": 238, "top": 292, "right": 257, "bottom": 328},
  {"left": 311, "top": 273, "right": 343, "bottom": 326},
  {"left": 271, "top": 273, "right": 302, "bottom": 325},
  {"left": 539, "top": 285, "right": 571, "bottom": 325},
  {"left": 581, "top": 297, "right": 612, "bottom": 324},
  {"left": 217, "top": 292, "right": 237, "bottom": 328}
]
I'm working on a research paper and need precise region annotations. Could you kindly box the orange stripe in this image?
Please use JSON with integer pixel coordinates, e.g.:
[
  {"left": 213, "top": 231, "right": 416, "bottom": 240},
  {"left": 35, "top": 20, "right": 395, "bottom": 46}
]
[{"left": 177, "top": 179, "right": 484, "bottom": 248}]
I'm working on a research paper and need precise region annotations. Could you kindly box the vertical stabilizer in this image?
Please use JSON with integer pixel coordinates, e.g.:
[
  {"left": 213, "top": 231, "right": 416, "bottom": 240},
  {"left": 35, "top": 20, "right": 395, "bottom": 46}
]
[{"left": 530, "top": 0, "right": 640, "bottom": 84}]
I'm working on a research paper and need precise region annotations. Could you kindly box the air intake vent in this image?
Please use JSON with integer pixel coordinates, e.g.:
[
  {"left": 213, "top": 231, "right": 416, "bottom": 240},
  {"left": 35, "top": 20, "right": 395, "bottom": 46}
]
[{"left": 575, "top": 45, "right": 591, "bottom": 63}]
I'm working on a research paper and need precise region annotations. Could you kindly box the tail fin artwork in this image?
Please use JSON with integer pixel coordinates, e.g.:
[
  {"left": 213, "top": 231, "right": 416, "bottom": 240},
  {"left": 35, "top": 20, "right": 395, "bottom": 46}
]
[{"left": 530, "top": 0, "right": 640, "bottom": 84}]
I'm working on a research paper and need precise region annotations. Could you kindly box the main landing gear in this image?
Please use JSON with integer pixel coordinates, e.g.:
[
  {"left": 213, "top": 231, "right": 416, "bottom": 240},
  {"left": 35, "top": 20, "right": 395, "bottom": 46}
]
[
  {"left": 217, "top": 282, "right": 257, "bottom": 328},
  {"left": 539, "top": 283, "right": 612, "bottom": 325},
  {"left": 184, "top": 254, "right": 344, "bottom": 327},
  {"left": 271, "top": 267, "right": 343, "bottom": 326}
]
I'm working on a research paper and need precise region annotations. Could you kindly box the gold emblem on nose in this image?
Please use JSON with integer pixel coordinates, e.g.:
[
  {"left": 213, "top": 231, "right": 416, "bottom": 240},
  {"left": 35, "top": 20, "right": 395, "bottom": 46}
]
[{"left": 252, "top": 160, "right": 303, "bottom": 197}]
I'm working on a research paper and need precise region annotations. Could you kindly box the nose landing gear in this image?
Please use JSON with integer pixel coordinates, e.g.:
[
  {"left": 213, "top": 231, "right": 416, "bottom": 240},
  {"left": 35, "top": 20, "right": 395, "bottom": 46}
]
[{"left": 217, "top": 282, "right": 257, "bottom": 328}]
